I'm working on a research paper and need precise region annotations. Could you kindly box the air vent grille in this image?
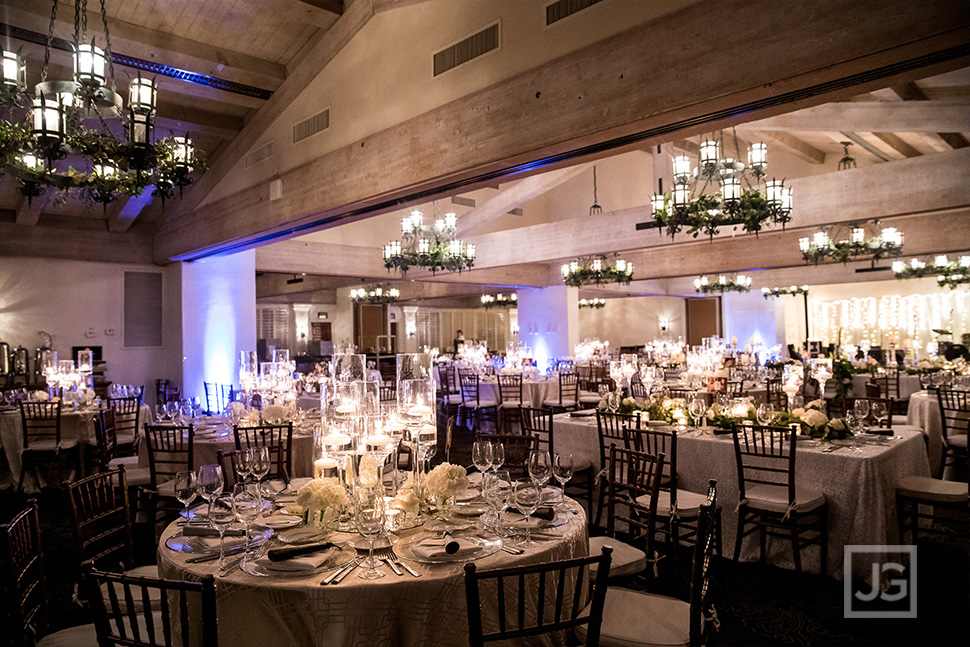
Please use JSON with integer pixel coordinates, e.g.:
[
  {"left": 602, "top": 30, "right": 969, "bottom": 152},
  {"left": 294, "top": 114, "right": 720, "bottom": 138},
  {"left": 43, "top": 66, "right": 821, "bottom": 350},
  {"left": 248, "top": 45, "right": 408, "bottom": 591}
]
[
  {"left": 451, "top": 196, "right": 476, "bottom": 207},
  {"left": 546, "top": 0, "right": 603, "bottom": 25},
  {"left": 433, "top": 23, "right": 499, "bottom": 77},
  {"left": 245, "top": 141, "right": 275, "bottom": 168},
  {"left": 292, "top": 109, "right": 330, "bottom": 144}
]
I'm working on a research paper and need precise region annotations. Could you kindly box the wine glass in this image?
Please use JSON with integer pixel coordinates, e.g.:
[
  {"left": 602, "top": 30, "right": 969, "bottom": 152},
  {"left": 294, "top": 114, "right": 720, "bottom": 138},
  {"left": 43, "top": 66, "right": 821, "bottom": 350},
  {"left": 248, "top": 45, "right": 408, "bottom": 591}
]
[
  {"left": 471, "top": 440, "right": 493, "bottom": 475},
  {"left": 166, "top": 401, "right": 180, "bottom": 423},
  {"left": 853, "top": 399, "right": 870, "bottom": 428},
  {"left": 490, "top": 442, "right": 505, "bottom": 471},
  {"left": 552, "top": 454, "right": 574, "bottom": 510},
  {"left": 234, "top": 450, "right": 253, "bottom": 484},
  {"left": 483, "top": 469, "right": 511, "bottom": 528},
  {"left": 197, "top": 464, "right": 225, "bottom": 524},
  {"left": 250, "top": 446, "right": 271, "bottom": 489},
  {"left": 174, "top": 470, "right": 198, "bottom": 529},
  {"left": 513, "top": 479, "right": 541, "bottom": 548},
  {"left": 870, "top": 400, "right": 888, "bottom": 430},
  {"left": 688, "top": 395, "right": 706, "bottom": 431},
  {"left": 528, "top": 449, "right": 552, "bottom": 487},
  {"left": 208, "top": 493, "right": 236, "bottom": 569},
  {"left": 756, "top": 403, "right": 775, "bottom": 426},
  {"left": 354, "top": 487, "right": 386, "bottom": 580},
  {"left": 232, "top": 483, "right": 262, "bottom": 563}
]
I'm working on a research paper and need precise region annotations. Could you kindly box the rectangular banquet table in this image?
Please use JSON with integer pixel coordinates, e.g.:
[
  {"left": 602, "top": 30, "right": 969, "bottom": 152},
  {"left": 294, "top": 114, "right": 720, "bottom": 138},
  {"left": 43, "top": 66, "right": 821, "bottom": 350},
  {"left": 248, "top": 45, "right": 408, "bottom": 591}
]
[{"left": 553, "top": 413, "right": 931, "bottom": 581}]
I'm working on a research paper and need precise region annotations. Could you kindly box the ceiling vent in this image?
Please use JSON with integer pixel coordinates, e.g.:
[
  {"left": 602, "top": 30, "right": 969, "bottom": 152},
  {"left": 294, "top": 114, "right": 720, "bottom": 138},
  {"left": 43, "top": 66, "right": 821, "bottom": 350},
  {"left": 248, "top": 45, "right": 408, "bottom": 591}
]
[
  {"left": 292, "top": 108, "right": 330, "bottom": 144},
  {"left": 244, "top": 141, "right": 275, "bottom": 168},
  {"left": 433, "top": 22, "right": 499, "bottom": 77},
  {"left": 451, "top": 196, "right": 476, "bottom": 208},
  {"left": 545, "top": 0, "right": 603, "bottom": 26}
]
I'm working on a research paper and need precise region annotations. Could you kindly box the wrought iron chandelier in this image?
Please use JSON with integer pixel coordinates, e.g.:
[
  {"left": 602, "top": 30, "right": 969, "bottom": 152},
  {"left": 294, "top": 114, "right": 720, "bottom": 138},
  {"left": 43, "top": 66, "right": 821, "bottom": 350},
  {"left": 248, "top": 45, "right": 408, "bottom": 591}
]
[
  {"left": 382, "top": 208, "right": 475, "bottom": 275},
  {"left": 762, "top": 285, "right": 809, "bottom": 299},
  {"left": 650, "top": 130, "right": 792, "bottom": 239},
  {"left": 561, "top": 255, "right": 633, "bottom": 288},
  {"left": 578, "top": 298, "right": 606, "bottom": 309},
  {"left": 798, "top": 223, "right": 903, "bottom": 265},
  {"left": 893, "top": 255, "right": 970, "bottom": 290},
  {"left": 350, "top": 285, "right": 400, "bottom": 304},
  {"left": 480, "top": 292, "right": 516, "bottom": 309},
  {"left": 694, "top": 274, "right": 752, "bottom": 294},
  {"left": 0, "top": 0, "right": 202, "bottom": 210}
]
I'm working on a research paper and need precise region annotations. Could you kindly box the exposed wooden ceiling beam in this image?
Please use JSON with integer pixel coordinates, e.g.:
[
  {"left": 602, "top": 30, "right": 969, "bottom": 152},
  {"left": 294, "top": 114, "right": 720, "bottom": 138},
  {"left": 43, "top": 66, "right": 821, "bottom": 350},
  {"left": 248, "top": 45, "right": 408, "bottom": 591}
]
[
  {"left": 742, "top": 100, "right": 970, "bottom": 133},
  {"left": 156, "top": 0, "right": 970, "bottom": 262},
  {"left": 14, "top": 195, "right": 47, "bottom": 226},
  {"left": 756, "top": 131, "right": 826, "bottom": 164},
  {"left": 0, "top": 219, "right": 152, "bottom": 263},
  {"left": 889, "top": 82, "right": 970, "bottom": 149},
  {"left": 873, "top": 132, "right": 922, "bottom": 158},
  {"left": 296, "top": 0, "right": 345, "bottom": 15},
  {"left": 2, "top": 0, "right": 285, "bottom": 91},
  {"left": 106, "top": 190, "right": 156, "bottom": 234}
]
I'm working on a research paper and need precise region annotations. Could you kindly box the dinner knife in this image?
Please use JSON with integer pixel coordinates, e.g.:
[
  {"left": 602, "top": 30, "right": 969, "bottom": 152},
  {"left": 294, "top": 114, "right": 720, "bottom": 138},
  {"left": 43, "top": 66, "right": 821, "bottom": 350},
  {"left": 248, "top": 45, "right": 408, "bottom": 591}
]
[
  {"left": 331, "top": 559, "right": 362, "bottom": 584},
  {"left": 321, "top": 557, "right": 359, "bottom": 585},
  {"left": 266, "top": 542, "right": 335, "bottom": 562}
]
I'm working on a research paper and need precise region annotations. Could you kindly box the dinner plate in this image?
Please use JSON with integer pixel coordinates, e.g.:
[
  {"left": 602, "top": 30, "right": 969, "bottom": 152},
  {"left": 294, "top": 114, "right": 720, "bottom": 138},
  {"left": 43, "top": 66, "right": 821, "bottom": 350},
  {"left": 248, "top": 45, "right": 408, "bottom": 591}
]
[
  {"left": 455, "top": 488, "right": 480, "bottom": 502},
  {"left": 261, "top": 513, "right": 304, "bottom": 529},
  {"left": 424, "top": 518, "right": 474, "bottom": 532},
  {"left": 454, "top": 502, "right": 490, "bottom": 516},
  {"left": 239, "top": 544, "right": 354, "bottom": 578},
  {"left": 500, "top": 509, "right": 568, "bottom": 529},
  {"left": 276, "top": 526, "right": 330, "bottom": 545},
  {"left": 397, "top": 529, "right": 503, "bottom": 564},
  {"left": 346, "top": 533, "right": 399, "bottom": 550},
  {"left": 165, "top": 524, "right": 272, "bottom": 554},
  {"left": 568, "top": 409, "right": 596, "bottom": 418}
]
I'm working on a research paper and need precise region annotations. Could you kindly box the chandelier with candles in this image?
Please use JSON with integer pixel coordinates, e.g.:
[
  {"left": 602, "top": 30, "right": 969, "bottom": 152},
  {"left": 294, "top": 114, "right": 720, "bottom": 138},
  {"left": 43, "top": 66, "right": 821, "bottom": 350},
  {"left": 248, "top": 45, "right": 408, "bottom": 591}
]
[
  {"left": 350, "top": 285, "right": 400, "bottom": 304},
  {"left": 579, "top": 298, "right": 606, "bottom": 309},
  {"left": 480, "top": 293, "right": 516, "bottom": 309},
  {"left": 762, "top": 285, "right": 809, "bottom": 299},
  {"left": 383, "top": 208, "right": 475, "bottom": 275},
  {"left": 893, "top": 255, "right": 970, "bottom": 290},
  {"left": 798, "top": 223, "right": 903, "bottom": 265},
  {"left": 0, "top": 1, "right": 202, "bottom": 210},
  {"left": 694, "top": 274, "right": 752, "bottom": 294},
  {"left": 650, "top": 130, "right": 792, "bottom": 239},
  {"left": 561, "top": 255, "right": 633, "bottom": 288}
]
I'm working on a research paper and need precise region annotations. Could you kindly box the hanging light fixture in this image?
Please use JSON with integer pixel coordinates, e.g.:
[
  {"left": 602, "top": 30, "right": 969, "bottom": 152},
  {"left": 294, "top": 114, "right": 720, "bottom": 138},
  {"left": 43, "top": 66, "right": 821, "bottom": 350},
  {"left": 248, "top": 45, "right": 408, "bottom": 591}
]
[
  {"left": 382, "top": 207, "right": 475, "bottom": 275},
  {"left": 893, "top": 255, "right": 970, "bottom": 290},
  {"left": 579, "top": 298, "right": 606, "bottom": 309},
  {"left": 0, "top": 2, "right": 203, "bottom": 210},
  {"left": 762, "top": 285, "right": 809, "bottom": 299},
  {"left": 694, "top": 274, "right": 752, "bottom": 294},
  {"left": 561, "top": 255, "right": 633, "bottom": 288},
  {"left": 480, "top": 293, "right": 517, "bottom": 309},
  {"left": 798, "top": 221, "right": 903, "bottom": 265},
  {"left": 650, "top": 129, "right": 792, "bottom": 239},
  {"left": 351, "top": 285, "right": 400, "bottom": 304},
  {"left": 837, "top": 142, "right": 857, "bottom": 171}
]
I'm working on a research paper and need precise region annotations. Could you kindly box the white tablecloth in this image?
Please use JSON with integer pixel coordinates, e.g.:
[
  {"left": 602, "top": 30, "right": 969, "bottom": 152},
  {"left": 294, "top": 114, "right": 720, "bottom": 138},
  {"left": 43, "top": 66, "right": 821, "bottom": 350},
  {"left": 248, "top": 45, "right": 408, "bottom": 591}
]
[
  {"left": 906, "top": 390, "right": 967, "bottom": 478},
  {"left": 840, "top": 374, "right": 922, "bottom": 400},
  {"left": 158, "top": 499, "right": 589, "bottom": 646},
  {"left": 553, "top": 415, "right": 930, "bottom": 581},
  {"left": 191, "top": 422, "right": 316, "bottom": 478},
  {"left": 476, "top": 378, "right": 559, "bottom": 409}
]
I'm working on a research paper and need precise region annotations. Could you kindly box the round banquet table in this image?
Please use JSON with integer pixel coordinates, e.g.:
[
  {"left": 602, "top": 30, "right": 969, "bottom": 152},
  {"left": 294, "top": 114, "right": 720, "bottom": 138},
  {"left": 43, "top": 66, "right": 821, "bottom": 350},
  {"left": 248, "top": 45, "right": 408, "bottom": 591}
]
[
  {"left": 190, "top": 419, "right": 317, "bottom": 478},
  {"left": 906, "top": 389, "right": 966, "bottom": 478},
  {"left": 476, "top": 376, "right": 559, "bottom": 408},
  {"left": 158, "top": 497, "right": 588, "bottom": 647}
]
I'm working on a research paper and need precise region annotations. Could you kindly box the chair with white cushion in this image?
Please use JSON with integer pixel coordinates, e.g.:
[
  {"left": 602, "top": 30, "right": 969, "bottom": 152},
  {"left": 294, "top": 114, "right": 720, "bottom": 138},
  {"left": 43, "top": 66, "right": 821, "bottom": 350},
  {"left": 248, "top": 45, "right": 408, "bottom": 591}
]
[
  {"left": 543, "top": 371, "right": 580, "bottom": 413},
  {"left": 521, "top": 406, "right": 595, "bottom": 513},
  {"left": 92, "top": 409, "right": 151, "bottom": 486},
  {"left": 732, "top": 423, "right": 827, "bottom": 581},
  {"left": 936, "top": 387, "right": 969, "bottom": 478},
  {"left": 588, "top": 444, "right": 664, "bottom": 580},
  {"left": 593, "top": 411, "right": 641, "bottom": 529},
  {"left": 496, "top": 373, "right": 523, "bottom": 433},
  {"left": 896, "top": 448, "right": 969, "bottom": 544},
  {"left": 577, "top": 480, "right": 719, "bottom": 647},
  {"left": 105, "top": 395, "right": 142, "bottom": 457},
  {"left": 17, "top": 401, "right": 79, "bottom": 493},
  {"left": 145, "top": 423, "right": 194, "bottom": 534},
  {"left": 0, "top": 502, "right": 98, "bottom": 647},
  {"left": 459, "top": 372, "right": 499, "bottom": 432}
]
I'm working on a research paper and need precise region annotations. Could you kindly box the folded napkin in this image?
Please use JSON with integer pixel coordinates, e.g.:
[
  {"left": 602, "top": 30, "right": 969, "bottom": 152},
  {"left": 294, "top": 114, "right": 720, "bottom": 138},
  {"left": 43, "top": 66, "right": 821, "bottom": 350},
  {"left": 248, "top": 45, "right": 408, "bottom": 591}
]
[
  {"left": 261, "top": 513, "right": 303, "bottom": 528},
  {"left": 411, "top": 537, "right": 482, "bottom": 560},
  {"left": 509, "top": 506, "right": 556, "bottom": 521},
  {"left": 197, "top": 535, "right": 248, "bottom": 550},
  {"left": 255, "top": 547, "right": 334, "bottom": 573},
  {"left": 182, "top": 525, "right": 245, "bottom": 538}
]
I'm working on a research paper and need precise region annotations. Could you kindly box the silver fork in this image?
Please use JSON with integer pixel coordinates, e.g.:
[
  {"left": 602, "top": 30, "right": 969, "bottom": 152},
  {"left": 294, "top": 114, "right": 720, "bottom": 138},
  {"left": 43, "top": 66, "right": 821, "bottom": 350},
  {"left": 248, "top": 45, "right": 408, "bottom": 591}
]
[
  {"left": 381, "top": 547, "right": 421, "bottom": 577},
  {"left": 374, "top": 547, "right": 403, "bottom": 576}
]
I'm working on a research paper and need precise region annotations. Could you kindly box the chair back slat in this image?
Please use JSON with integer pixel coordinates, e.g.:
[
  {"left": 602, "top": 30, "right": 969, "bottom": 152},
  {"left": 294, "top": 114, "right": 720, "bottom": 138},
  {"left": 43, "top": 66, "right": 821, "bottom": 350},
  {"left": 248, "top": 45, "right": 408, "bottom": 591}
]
[
  {"left": 520, "top": 407, "right": 554, "bottom": 453},
  {"left": 606, "top": 444, "right": 665, "bottom": 543},
  {"left": 94, "top": 409, "right": 119, "bottom": 470},
  {"left": 145, "top": 424, "right": 194, "bottom": 488},
  {"left": 476, "top": 432, "right": 537, "bottom": 478},
  {"left": 732, "top": 423, "right": 797, "bottom": 505},
  {"left": 19, "top": 401, "right": 62, "bottom": 448},
  {"left": 596, "top": 411, "right": 640, "bottom": 476},
  {"left": 0, "top": 502, "right": 49, "bottom": 646},
  {"left": 464, "top": 548, "right": 613, "bottom": 646},
  {"left": 497, "top": 374, "right": 523, "bottom": 404},
  {"left": 64, "top": 467, "right": 134, "bottom": 571},
  {"left": 688, "top": 480, "right": 719, "bottom": 647},
  {"left": 107, "top": 396, "right": 141, "bottom": 440},
  {"left": 233, "top": 423, "right": 293, "bottom": 482}
]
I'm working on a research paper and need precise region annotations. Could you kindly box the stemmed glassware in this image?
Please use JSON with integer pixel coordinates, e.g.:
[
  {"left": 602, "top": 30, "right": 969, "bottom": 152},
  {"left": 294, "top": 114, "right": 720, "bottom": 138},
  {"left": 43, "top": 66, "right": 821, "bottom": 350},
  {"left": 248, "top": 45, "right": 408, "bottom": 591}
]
[
  {"left": 174, "top": 470, "right": 198, "bottom": 529},
  {"left": 490, "top": 442, "right": 505, "bottom": 471},
  {"left": 513, "top": 479, "right": 541, "bottom": 548},
  {"left": 471, "top": 440, "right": 493, "bottom": 475},
  {"left": 870, "top": 400, "right": 888, "bottom": 430},
  {"left": 552, "top": 454, "right": 573, "bottom": 509},
  {"left": 232, "top": 483, "right": 262, "bottom": 564},
  {"left": 527, "top": 449, "right": 552, "bottom": 488},
  {"left": 234, "top": 450, "right": 253, "bottom": 484},
  {"left": 354, "top": 487, "right": 387, "bottom": 580},
  {"left": 249, "top": 446, "right": 271, "bottom": 491},
  {"left": 208, "top": 493, "right": 236, "bottom": 569},
  {"left": 482, "top": 469, "right": 511, "bottom": 529},
  {"left": 853, "top": 399, "right": 870, "bottom": 430},
  {"left": 756, "top": 403, "right": 775, "bottom": 426},
  {"left": 197, "top": 464, "right": 225, "bottom": 524},
  {"left": 688, "top": 394, "right": 706, "bottom": 432}
]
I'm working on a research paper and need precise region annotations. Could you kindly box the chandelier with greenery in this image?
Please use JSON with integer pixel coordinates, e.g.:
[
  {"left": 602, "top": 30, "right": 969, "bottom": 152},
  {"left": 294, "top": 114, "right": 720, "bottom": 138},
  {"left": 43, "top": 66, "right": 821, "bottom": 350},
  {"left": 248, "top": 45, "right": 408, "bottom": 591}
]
[
  {"left": 578, "top": 298, "right": 606, "bottom": 309},
  {"left": 798, "top": 223, "right": 903, "bottom": 265},
  {"left": 561, "top": 255, "right": 633, "bottom": 288},
  {"left": 893, "top": 255, "right": 970, "bottom": 290},
  {"left": 694, "top": 274, "right": 752, "bottom": 294},
  {"left": 650, "top": 130, "right": 793, "bottom": 240},
  {"left": 383, "top": 208, "right": 475, "bottom": 275},
  {"left": 761, "top": 285, "right": 809, "bottom": 299},
  {"left": 480, "top": 292, "right": 516, "bottom": 309},
  {"left": 350, "top": 285, "right": 400, "bottom": 305},
  {"left": 0, "top": 0, "right": 203, "bottom": 210}
]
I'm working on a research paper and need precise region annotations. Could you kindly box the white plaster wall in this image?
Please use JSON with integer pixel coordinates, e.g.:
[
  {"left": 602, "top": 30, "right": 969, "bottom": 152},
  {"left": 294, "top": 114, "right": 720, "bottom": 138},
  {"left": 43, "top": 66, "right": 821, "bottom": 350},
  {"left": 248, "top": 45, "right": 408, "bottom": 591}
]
[
  {"left": 516, "top": 285, "right": 577, "bottom": 367},
  {"left": 577, "top": 296, "right": 686, "bottom": 347},
  {"left": 180, "top": 251, "right": 257, "bottom": 402},
  {"left": 0, "top": 256, "right": 182, "bottom": 404}
]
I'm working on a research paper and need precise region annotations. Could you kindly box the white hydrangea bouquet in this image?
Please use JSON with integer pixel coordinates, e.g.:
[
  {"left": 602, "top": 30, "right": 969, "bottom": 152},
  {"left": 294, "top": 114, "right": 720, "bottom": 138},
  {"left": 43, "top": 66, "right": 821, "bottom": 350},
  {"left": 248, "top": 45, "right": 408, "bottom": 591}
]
[
  {"left": 296, "top": 477, "right": 350, "bottom": 528},
  {"left": 392, "top": 462, "right": 469, "bottom": 520},
  {"left": 773, "top": 399, "right": 851, "bottom": 441}
]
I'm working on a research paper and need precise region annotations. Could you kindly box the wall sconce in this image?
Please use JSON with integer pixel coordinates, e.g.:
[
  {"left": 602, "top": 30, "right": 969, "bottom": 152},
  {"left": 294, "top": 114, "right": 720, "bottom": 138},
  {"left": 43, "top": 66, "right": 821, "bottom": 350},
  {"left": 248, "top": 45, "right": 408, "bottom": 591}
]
[{"left": 659, "top": 318, "right": 669, "bottom": 332}]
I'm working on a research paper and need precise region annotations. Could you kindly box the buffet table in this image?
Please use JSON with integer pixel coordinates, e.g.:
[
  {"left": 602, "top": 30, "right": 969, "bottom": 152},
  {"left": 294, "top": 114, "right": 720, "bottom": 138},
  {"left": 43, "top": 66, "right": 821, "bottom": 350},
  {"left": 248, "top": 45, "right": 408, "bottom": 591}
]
[
  {"left": 158, "top": 496, "right": 589, "bottom": 647},
  {"left": 552, "top": 414, "right": 930, "bottom": 581}
]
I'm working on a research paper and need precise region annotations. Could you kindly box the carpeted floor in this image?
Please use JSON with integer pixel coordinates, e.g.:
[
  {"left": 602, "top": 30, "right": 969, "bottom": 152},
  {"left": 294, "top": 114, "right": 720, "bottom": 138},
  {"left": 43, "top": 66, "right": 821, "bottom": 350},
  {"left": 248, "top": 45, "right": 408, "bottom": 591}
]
[{"left": 1, "top": 420, "right": 966, "bottom": 645}]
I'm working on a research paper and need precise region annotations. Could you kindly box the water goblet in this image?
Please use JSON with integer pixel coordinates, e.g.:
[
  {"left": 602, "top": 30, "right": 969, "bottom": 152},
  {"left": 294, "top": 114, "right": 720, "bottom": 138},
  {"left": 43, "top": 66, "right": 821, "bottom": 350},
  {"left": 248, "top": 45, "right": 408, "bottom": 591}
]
[
  {"left": 490, "top": 442, "right": 505, "bottom": 471},
  {"left": 482, "top": 469, "right": 511, "bottom": 528},
  {"left": 527, "top": 449, "right": 552, "bottom": 486},
  {"left": 174, "top": 470, "right": 198, "bottom": 529},
  {"left": 234, "top": 449, "right": 253, "bottom": 484},
  {"left": 471, "top": 440, "right": 493, "bottom": 475},
  {"left": 853, "top": 399, "right": 870, "bottom": 428},
  {"left": 232, "top": 483, "right": 262, "bottom": 563},
  {"left": 870, "top": 400, "right": 888, "bottom": 430},
  {"left": 513, "top": 479, "right": 541, "bottom": 548},
  {"left": 552, "top": 454, "right": 574, "bottom": 509},
  {"left": 208, "top": 493, "right": 236, "bottom": 569},
  {"left": 756, "top": 403, "right": 775, "bottom": 426},
  {"left": 197, "top": 464, "right": 225, "bottom": 524},
  {"left": 354, "top": 488, "right": 386, "bottom": 579},
  {"left": 688, "top": 395, "right": 706, "bottom": 431},
  {"left": 250, "top": 446, "right": 271, "bottom": 488}
]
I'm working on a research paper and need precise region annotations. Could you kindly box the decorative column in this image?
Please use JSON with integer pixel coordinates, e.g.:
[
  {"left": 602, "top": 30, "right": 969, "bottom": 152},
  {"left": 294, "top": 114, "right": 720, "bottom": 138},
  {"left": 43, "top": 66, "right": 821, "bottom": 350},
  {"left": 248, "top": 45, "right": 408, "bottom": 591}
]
[{"left": 515, "top": 285, "right": 579, "bottom": 369}]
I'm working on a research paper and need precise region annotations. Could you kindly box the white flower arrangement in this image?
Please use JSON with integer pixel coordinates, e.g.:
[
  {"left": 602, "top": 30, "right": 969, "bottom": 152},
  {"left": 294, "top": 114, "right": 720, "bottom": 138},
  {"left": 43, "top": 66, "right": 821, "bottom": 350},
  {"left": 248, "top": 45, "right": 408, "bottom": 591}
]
[
  {"left": 423, "top": 462, "right": 469, "bottom": 499},
  {"left": 296, "top": 477, "right": 349, "bottom": 512},
  {"left": 390, "top": 486, "right": 422, "bottom": 517},
  {"left": 358, "top": 454, "right": 381, "bottom": 488},
  {"left": 262, "top": 404, "right": 286, "bottom": 423}
]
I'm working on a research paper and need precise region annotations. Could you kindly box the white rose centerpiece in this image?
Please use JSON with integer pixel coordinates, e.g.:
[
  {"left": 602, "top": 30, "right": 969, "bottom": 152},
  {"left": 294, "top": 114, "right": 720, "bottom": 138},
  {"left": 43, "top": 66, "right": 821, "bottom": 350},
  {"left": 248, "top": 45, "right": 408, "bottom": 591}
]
[{"left": 297, "top": 477, "right": 350, "bottom": 528}]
